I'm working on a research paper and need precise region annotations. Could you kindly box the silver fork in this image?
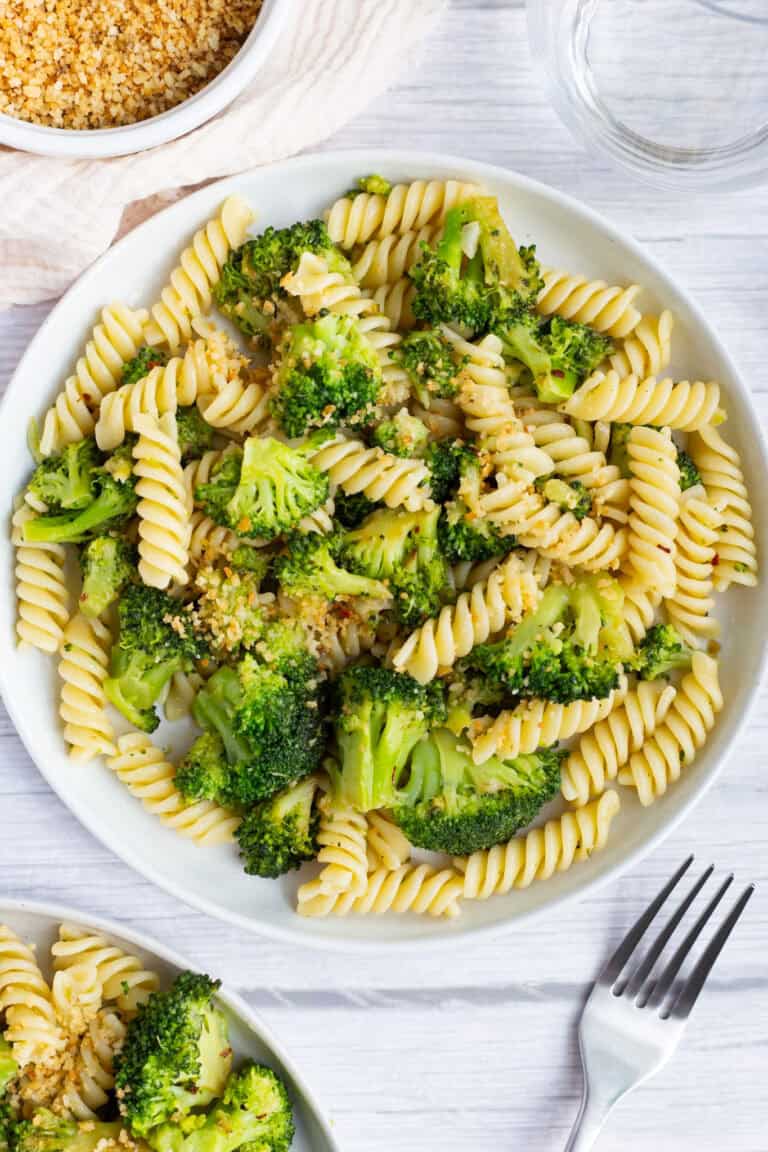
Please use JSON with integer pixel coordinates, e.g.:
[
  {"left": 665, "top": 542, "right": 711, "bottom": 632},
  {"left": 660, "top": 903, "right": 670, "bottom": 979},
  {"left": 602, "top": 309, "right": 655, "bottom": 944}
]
[{"left": 565, "top": 856, "right": 754, "bottom": 1151}]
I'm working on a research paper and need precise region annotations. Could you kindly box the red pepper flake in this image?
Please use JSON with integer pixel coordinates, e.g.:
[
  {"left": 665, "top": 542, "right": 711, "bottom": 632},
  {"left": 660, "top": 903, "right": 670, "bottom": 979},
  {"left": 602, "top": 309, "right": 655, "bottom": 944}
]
[
  {"left": 551, "top": 369, "right": 565, "bottom": 378},
  {"left": 712, "top": 553, "right": 720, "bottom": 566}
]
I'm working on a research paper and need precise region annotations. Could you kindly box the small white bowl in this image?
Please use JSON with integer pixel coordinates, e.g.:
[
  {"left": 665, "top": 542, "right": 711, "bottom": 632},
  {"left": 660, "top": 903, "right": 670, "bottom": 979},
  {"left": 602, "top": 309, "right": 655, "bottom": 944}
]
[{"left": 0, "top": 0, "right": 291, "bottom": 160}]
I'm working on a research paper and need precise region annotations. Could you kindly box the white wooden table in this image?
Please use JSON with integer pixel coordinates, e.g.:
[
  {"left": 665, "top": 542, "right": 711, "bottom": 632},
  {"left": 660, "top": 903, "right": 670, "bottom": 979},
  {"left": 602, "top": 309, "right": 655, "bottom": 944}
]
[{"left": 2, "top": 2, "right": 767, "bottom": 1148}]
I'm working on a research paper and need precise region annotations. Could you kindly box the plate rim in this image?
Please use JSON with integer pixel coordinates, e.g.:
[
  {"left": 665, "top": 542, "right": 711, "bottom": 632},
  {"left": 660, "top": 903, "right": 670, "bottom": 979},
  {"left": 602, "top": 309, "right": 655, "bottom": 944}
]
[
  {"left": 2, "top": 147, "right": 767, "bottom": 951},
  {"left": 0, "top": 896, "right": 341, "bottom": 1150}
]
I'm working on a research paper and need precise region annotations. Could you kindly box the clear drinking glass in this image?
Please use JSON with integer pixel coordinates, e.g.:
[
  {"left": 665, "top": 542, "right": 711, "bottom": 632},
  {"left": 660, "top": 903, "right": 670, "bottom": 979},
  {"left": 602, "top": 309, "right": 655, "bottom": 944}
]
[{"left": 527, "top": 0, "right": 768, "bottom": 190}]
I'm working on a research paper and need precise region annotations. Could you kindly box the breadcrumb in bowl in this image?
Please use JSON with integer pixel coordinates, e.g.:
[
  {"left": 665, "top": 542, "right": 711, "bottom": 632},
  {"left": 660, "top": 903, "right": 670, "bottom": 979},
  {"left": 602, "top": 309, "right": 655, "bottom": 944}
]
[{"left": 0, "top": 0, "right": 291, "bottom": 159}]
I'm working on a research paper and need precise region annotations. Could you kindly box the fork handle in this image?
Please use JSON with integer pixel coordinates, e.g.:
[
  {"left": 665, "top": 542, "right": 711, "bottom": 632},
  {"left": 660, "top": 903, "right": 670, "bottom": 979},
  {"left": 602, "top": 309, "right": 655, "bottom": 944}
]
[{"left": 564, "top": 1088, "right": 613, "bottom": 1152}]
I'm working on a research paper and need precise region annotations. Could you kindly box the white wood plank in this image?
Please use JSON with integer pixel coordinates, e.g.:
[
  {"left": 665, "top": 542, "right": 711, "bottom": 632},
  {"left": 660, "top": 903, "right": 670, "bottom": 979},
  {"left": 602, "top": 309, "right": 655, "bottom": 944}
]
[{"left": 2, "top": 1, "right": 768, "bottom": 1148}]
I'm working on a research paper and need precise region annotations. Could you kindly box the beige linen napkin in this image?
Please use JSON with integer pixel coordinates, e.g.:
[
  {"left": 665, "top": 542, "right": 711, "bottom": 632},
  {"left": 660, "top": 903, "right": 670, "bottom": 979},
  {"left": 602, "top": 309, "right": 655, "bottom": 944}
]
[{"left": 0, "top": 0, "right": 446, "bottom": 308}]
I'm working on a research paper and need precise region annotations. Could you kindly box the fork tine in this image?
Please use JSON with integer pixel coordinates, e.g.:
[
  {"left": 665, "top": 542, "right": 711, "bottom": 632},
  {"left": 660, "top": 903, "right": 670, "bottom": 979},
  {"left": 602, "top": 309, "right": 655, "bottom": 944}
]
[
  {"left": 598, "top": 856, "right": 694, "bottom": 987},
  {"left": 622, "top": 865, "right": 714, "bottom": 998},
  {"left": 642, "top": 874, "right": 733, "bottom": 1010},
  {"left": 667, "top": 884, "right": 755, "bottom": 1021}
]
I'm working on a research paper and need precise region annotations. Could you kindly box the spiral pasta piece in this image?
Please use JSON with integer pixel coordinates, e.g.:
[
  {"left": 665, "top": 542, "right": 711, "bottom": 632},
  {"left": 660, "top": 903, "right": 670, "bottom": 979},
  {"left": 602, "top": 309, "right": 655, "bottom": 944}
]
[
  {"left": 371, "top": 278, "right": 416, "bottom": 330},
  {"left": 187, "top": 511, "right": 238, "bottom": 565},
  {"left": 351, "top": 224, "right": 441, "bottom": 286},
  {"left": 366, "top": 812, "right": 412, "bottom": 872},
  {"left": 618, "top": 575, "right": 662, "bottom": 645},
  {"left": 0, "top": 925, "right": 64, "bottom": 1067},
  {"left": 132, "top": 413, "right": 190, "bottom": 589},
  {"left": 457, "top": 378, "right": 554, "bottom": 477},
  {"left": 610, "top": 311, "right": 674, "bottom": 378},
  {"left": 95, "top": 338, "right": 225, "bottom": 451},
  {"left": 537, "top": 270, "right": 642, "bottom": 337},
  {"left": 12, "top": 500, "right": 70, "bottom": 653},
  {"left": 106, "top": 733, "right": 240, "bottom": 846},
  {"left": 58, "top": 615, "right": 115, "bottom": 761},
  {"left": 310, "top": 436, "right": 431, "bottom": 511},
  {"left": 325, "top": 179, "right": 481, "bottom": 248},
  {"left": 56, "top": 1010, "right": 125, "bottom": 1121},
  {"left": 562, "top": 369, "right": 722, "bottom": 431},
  {"left": 618, "top": 653, "right": 723, "bottom": 805},
  {"left": 51, "top": 922, "right": 160, "bottom": 1014},
  {"left": 666, "top": 486, "right": 722, "bottom": 647},
  {"left": 143, "top": 195, "right": 254, "bottom": 349},
  {"left": 296, "top": 794, "right": 368, "bottom": 903},
  {"left": 688, "top": 423, "right": 757, "bottom": 589},
  {"left": 39, "top": 304, "right": 150, "bottom": 456},
  {"left": 411, "top": 397, "right": 465, "bottom": 441},
  {"left": 510, "top": 391, "right": 630, "bottom": 522},
  {"left": 164, "top": 670, "right": 204, "bottom": 722},
  {"left": 441, "top": 326, "right": 511, "bottom": 392},
  {"left": 469, "top": 683, "right": 626, "bottom": 765},
  {"left": 561, "top": 681, "right": 677, "bottom": 806},
  {"left": 198, "top": 370, "right": 272, "bottom": 436},
  {"left": 392, "top": 554, "right": 540, "bottom": 683},
  {"left": 458, "top": 791, "right": 621, "bottom": 899},
  {"left": 51, "top": 961, "right": 103, "bottom": 1030},
  {"left": 298, "top": 862, "right": 464, "bottom": 919},
  {"left": 626, "top": 425, "right": 681, "bottom": 595}
]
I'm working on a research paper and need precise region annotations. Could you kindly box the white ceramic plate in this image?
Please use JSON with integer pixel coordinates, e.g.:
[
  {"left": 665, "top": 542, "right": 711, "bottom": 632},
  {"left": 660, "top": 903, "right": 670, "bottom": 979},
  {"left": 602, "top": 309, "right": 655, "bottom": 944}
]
[
  {"left": 1, "top": 150, "right": 766, "bottom": 948},
  {"left": 0, "top": 899, "right": 339, "bottom": 1150}
]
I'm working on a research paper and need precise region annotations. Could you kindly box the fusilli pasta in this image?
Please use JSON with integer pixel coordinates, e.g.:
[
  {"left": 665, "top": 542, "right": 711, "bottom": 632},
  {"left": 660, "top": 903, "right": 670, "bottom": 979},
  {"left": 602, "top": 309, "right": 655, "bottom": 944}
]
[
  {"left": 626, "top": 425, "right": 680, "bottom": 596},
  {"left": 55, "top": 1010, "right": 124, "bottom": 1121},
  {"left": 326, "top": 180, "right": 481, "bottom": 248},
  {"left": 392, "top": 554, "right": 540, "bottom": 683},
  {"left": 618, "top": 652, "right": 722, "bottom": 805},
  {"left": 106, "top": 733, "right": 241, "bottom": 846},
  {"left": 469, "top": 683, "right": 627, "bottom": 765},
  {"left": 688, "top": 423, "right": 757, "bottom": 589},
  {"left": 610, "top": 310, "right": 674, "bottom": 378},
  {"left": 666, "top": 486, "right": 721, "bottom": 647},
  {"left": 537, "top": 270, "right": 642, "bottom": 337},
  {"left": 310, "top": 436, "right": 432, "bottom": 511},
  {"left": 132, "top": 413, "right": 190, "bottom": 589},
  {"left": 0, "top": 924, "right": 64, "bottom": 1067},
  {"left": 366, "top": 812, "right": 412, "bottom": 872},
  {"left": 298, "top": 862, "right": 465, "bottom": 919},
  {"left": 58, "top": 614, "right": 115, "bottom": 761},
  {"left": 351, "top": 225, "right": 441, "bottom": 286},
  {"left": 296, "top": 791, "right": 368, "bottom": 904},
  {"left": 458, "top": 791, "right": 621, "bottom": 899},
  {"left": 12, "top": 499, "right": 70, "bottom": 653},
  {"left": 39, "top": 304, "right": 149, "bottom": 457},
  {"left": 143, "top": 195, "right": 254, "bottom": 349},
  {"left": 561, "top": 681, "right": 677, "bottom": 807},
  {"left": 51, "top": 922, "right": 160, "bottom": 1015},
  {"left": 562, "top": 369, "right": 722, "bottom": 431},
  {"left": 51, "top": 961, "right": 103, "bottom": 1030}
]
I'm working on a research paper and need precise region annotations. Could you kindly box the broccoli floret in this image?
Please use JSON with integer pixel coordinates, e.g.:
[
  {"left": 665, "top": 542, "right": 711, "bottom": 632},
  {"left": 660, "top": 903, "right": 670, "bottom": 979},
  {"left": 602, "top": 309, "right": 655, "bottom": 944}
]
[
  {"left": 27, "top": 438, "right": 100, "bottom": 511},
  {"left": 392, "top": 729, "right": 563, "bottom": 855},
  {"left": 677, "top": 449, "right": 701, "bottom": 492},
  {"left": 271, "top": 314, "right": 381, "bottom": 437},
  {"left": 229, "top": 545, "right": 271, "bottom": 577},
  {"left": 0, "top": 1099, "right": 16, "bottom": 1152},
  {"left": 444, "top": 671, "right": 506, "bottom": 736},
  {"left": 0, "top": 1038, "right": 16, "bottom": 1097},
  {"left": 494, "top": 307, "right": 613, "bottom": 404},
  {"left": 275, "top": 532, "right": 390, "bottom": 602},
  {"left": 534, "top": 476, "right": 592, "bottom": 520},
  {"left": 78, "top": 535, "right": 136, "bottom": 618},
  {"left": 176, "top": 406, "right": 214, "bottom": 462},
  {"left": 122, "top": 346, "right": 169, "bottom": 388},
  {"left": 192, "top": 563, "right": 271, "bottom": 655},
  {"left": 464, "top": 577, "right": 632, "bottom": 703},
  {"left": 438, "top": 501, "right": 508, "bottom": 563},
  {"left": 195, "top": 435, "right": 329, "bottom": 540},
  {"left": 372, "top": 408, "right": 429, "bottom": 459},
  {"left": 23, "top": 443, "right": 137, "bottom": 544},
  {"left": 330, "top": 666, "right": 445, "bottom": 812},
  {"left": 114, "top": 972, "right": 230, "bottom": 1139},
  {"left": 391, "top": 329, "right": 462, "bottom": 404},
  {"left": 411, "top": 197, "right": 542, "bottom": 333},
  {"left": 341, "top": 505, "right": 447, "bottom": 626},
  {"left": 345, "top": 174, "right": 392, "bottom": 196},
  {"left": 12, "top": 1112, "right": 127, "bottom": 1152},
  {"left": 148, "top": 1064, "right": 294, "bottom": 1152},
  {"left": 103, "top": 584, "right": 205, "bottom": 733},
  {"left": 332, "top": 489, "right": 379, "bottom": 530},
  {"left": 236, "top": 775, "right": 321, "bottom": 878},
  {"left": 213, "top": 220, "right": 345, "bottom": 340},
  {"left": 179, "top": 646, "right": 324, "bottom": 808},
  {"left": 631, "top": 623, "right": 692, "bottom": 680},
  {"left": 608, "top": 422, "right": 632, "bottom": 478},
  {"left": 424, "top": 438, "right": 477, "bottom": 504}
]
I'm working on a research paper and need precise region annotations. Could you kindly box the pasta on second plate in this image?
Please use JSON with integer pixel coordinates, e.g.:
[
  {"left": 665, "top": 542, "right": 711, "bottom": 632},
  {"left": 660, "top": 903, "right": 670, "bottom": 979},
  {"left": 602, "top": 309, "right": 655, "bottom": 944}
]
[{"left": 9, "top": 173, "right": 755, "bottom": 922}]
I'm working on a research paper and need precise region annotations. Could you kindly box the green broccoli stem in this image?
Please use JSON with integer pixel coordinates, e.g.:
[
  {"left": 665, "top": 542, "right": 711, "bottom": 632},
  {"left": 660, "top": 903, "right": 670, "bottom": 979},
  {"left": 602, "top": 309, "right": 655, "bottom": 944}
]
[{"left": 23, "top": 486, "right": 130, "bottom": 543}]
